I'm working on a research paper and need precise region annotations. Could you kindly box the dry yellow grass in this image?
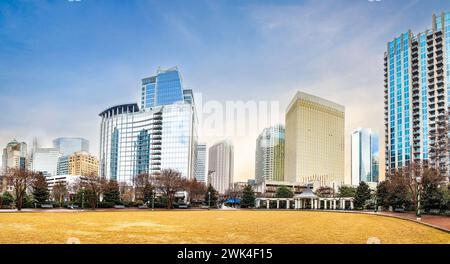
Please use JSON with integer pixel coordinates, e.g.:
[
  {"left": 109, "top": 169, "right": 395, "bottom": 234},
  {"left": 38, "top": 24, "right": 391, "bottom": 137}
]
[{"left": 0, "top": 210, "right": 448, "bottom": 244}]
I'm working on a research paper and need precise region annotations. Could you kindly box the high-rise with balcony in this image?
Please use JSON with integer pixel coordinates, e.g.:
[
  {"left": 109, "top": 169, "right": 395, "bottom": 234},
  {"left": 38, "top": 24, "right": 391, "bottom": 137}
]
[
  {"left": 195, "top": 143, "right": 207, "bottom": 183},
  {"left": 284, "top": 91, "right": 345, "bottom": 188},
  {"left": 351, "top": 128, "right": 379, "bottom": 185},
  {"left": 99, "top": 67, "right": 198, "bottom": 185},
  {"left": 255, "top": 125, "right": 285, "bottom": 183},
  {"left": 384, "top": 12, "right": 450, "bottom": 179}
]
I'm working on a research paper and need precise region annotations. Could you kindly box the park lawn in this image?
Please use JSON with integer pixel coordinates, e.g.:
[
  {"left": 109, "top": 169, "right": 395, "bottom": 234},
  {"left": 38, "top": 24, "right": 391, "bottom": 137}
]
[{"left": 0, "top": 210, "right": 448, "bottom": 244}]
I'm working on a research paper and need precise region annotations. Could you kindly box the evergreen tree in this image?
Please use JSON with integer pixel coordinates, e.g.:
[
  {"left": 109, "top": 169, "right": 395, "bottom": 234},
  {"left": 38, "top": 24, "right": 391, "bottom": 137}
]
[
  {"left": 422, "top": 182, "right": 444, "bottom": 212},
  {"left": 204, "top": 184, "right": 218, "bottom": 207},
  {"left": 103, "top": 180, "right": 121, "bottom": 207},
  {"left": 338, "top": 185, "right": 357, "bottom": 198},
  {"left": 354, "top": 181, "right": 371, "bottom": 210},
  {"left": 375, "top": 181, "right": 389, "bottom": 209},
  {"left": 143, "top": 182, "right": 155, "bottom": 204},
  {"left": 1, "top": 192, "right": 14, "bottom": 207},
  {"left": 241, "top": 185, "right": 256, "bottom": 208},
  {"left": 32, "top": 174, "right": 50, "bottom": 205},
  {"left": 275, "top": 186, "right": 294, "bottom": 198}
]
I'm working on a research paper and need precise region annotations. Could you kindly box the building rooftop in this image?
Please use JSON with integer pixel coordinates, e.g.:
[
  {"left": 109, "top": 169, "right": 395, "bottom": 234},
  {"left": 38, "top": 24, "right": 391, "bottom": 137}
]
[{"left": 286, "top": 91, "right": 345, "bottom": 114}]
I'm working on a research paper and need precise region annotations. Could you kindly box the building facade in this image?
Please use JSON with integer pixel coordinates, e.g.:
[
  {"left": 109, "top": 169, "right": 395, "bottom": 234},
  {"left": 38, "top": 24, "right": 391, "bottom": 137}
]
[
  {"left": 2, "top": 140, "right": 27, "bottom": 174},
  {"left": 68, "top": 151, "right": 99, "bottom": 176},
  {"left": 255, "top": 125, "right": 285, "bottom": 183},
  {"left": 208, "top": 140, "right": 234, "bottom": 194},
  {"left": 99, "top": 67, "right": 198, "bottom": 185},
  {"left": 195, "top": 143, "right": 207, "bottom": 183},
  {"left": 57, "top": 156, "right": 69, "bottom": 175},
  {"left": 285, "top": 91, "right": 345, "bottom": 188},
  {"left": 30, "top": 147, "right": 61, "bottom": 177},
  {"left": 351, "top": 128, "right": 379, "bottom": 185},
  {"left": 384, "top": 12, "right": 450, "bottom": 180},
  {"left": 53, "top": 137, "right": 89, "bottom": 156}
]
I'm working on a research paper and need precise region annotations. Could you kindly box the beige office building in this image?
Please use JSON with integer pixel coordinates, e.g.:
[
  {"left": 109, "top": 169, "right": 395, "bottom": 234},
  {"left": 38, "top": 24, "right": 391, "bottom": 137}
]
[
  {"left": 285, "top": 91, "right": 345, "bottom": 188},
  {"left": 68, "top": 151, "right": 99, "bottom": 177}
]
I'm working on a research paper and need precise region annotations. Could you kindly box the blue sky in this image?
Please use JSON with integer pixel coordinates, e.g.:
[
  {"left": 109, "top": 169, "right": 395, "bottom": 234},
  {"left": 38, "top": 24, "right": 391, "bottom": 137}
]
[{"left": 1, "top": 0, "right": 449, "bottom": 182}]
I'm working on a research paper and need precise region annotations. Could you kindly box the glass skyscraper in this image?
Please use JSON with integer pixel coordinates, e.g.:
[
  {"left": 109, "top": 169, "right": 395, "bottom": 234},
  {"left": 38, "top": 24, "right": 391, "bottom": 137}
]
[
  {"left": 284, "top": 91, "right": 345, "bottom": 188},
  {"left": 351, "top": 128, "right": 379, "bottom": 185},
  {"left": 384, "top": 12, "right": 450, "bottom": 179},
  {"left": 53, "top": 137, "right": 89, "bottom": 157},
  {"left": 255, "top": 125, "right": 285, "bottom": 183},
  {"left": 99, "top": 67, "right": 198, "bottom": 185},
  {"left": 141, "top": 67, "right": 185, "bottom": 109},
  {"left": 208, "top": 140, "right": 234, "bottom": 195}
]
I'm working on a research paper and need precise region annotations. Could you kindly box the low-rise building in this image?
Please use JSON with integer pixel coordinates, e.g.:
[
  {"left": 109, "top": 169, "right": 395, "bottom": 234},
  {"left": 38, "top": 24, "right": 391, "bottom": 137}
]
[{"left": 254, "top": 180, "right": 307, "bottom": 198}]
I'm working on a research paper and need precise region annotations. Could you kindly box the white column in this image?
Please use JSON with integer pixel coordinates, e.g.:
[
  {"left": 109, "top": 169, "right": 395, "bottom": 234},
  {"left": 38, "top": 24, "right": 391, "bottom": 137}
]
[
  {"left": 266, "top": 200, "right": 270, "bottom": 209},
  {"left": 324, "top": 200, "right": 327, "bottom": 210},
  {"left": 276, "top": 200, "right": 280, "bottom": 209},
  {"left": 350, "top": 200, "right": 354, "bottom": 210},
  {"left": 294, "top": 200, "right": 298, "bottom": 209},
  {"left": 286, "top": 200, "right": 290, "bottom": 209},
  {"left": 333, "top": 200, "right": 336, "bottom": 210},
  {"left": 256, "top": 199, "right": 260, "bottom": 208}
]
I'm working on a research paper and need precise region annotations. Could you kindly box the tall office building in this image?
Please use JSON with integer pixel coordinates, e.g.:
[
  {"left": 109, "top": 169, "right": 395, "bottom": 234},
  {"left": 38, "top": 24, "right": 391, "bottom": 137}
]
[
  {"left": 351, "top": 128, "right": 379, "bottom": 185},
  {"left": 30, "top": 147, "right": 61, "bottom": 177},
  {"left": 195, "top": 143, "right": 207, "bottom": 183},
  {"left": 99, "top": 67, "right": 198, "bottom": 185},
  {"left": 285, "top": 91, "right": 345, "bottom": 188},
  {"left": 384, "top": 12, "right": 450, "bottom": 179},
  {"left": 255, "top": 125, "right": 285, "bottom": 183},
  {"left": 141, "top": 66, "right": 185, "bottom": 109},
  {"left": 2, "top": 140, "right": 27, "bottom": 174},
  {"left": 2, "top": 140, "right": 27, "bottom": 192},
  {"left": 208, "top": 140, "right": 234, "bottom": 194},
  {"left": 57, "top": 156, "right": 69, "bottom": 175},
  {"left": 53, "top": 137, "right": 89, "bottom": 156}
]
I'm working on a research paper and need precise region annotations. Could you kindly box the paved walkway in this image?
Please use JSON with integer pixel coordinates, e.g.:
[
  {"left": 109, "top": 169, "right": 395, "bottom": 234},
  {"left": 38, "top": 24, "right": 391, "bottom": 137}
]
[{"left": 370, "top": 211, "right": 450, "bottom": 232}]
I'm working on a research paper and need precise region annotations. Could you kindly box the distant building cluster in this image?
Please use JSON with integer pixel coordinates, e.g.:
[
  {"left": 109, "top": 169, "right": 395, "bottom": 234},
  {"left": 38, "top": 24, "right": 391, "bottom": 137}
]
[
  {"left": 3, "top": 11, "right": 450, "bottom": 198},
  {"left": 1, "top": 137, "right": 97, "bottom": 192}
]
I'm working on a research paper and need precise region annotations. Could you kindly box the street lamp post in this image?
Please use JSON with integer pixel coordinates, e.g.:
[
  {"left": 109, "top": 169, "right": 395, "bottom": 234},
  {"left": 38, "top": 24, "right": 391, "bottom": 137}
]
[
  {"left": 81, "top": 187, "right": 85, "bottom": 209},
  {"left": 208, "top": 191, "right": 211, "bottom": 210},
  {"left": 374, "top": 197, "right": 378, "bottom": 213},
  {"left": 416, "top": 176, "right": 422, "bottom": 221},
  {"left": 152, "top": 190, "right": 155, "bottom": 211}
]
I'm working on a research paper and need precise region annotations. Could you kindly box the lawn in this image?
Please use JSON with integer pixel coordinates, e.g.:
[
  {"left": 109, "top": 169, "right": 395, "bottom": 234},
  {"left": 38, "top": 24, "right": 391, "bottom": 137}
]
[{"left": 0, "top": 210, "right": 448, "bottom": 244}]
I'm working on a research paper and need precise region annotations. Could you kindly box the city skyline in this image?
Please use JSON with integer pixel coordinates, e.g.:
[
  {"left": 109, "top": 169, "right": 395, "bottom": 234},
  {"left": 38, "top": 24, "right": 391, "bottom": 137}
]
[{"left": 1, "top": 1, "right": 450, "bottom": 183}]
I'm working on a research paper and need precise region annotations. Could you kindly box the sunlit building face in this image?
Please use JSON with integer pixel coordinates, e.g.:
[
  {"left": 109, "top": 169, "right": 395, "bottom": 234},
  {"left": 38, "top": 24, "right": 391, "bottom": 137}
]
[{"left": 99, "top": 67, "right": 198, "bottom": 186}]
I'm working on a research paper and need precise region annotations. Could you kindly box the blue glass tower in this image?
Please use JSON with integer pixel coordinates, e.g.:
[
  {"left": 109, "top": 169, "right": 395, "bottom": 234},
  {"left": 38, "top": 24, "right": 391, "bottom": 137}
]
[
  {"left": 141, "top": 67, "right": 185, "bottom": 109},
  {"left": 384, "top": 11, "right": 450, "bottom": 179}
]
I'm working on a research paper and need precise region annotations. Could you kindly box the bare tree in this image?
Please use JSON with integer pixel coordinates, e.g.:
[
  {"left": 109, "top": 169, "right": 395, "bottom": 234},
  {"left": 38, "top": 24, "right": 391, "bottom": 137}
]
[
  {"left": 119, "top": 182, "right": 134, "bottom": 203},
  {"left": 76, "top": 172, "right": 105, "bottom": 209},
  {"left": 186, "top": 178, "right": 207, "bottom": 204},
  {"left": 4, "top": 168, "right": 38, "bottom": 210},
  {"left": 151, "top": 169, "right": 187, "bottom": 209},
  {"left": 134, "top": 173, "right": 151, "bottom": 201},
  {"left": 52, "top": 182, "right": 67, "bottom": 207},
  {"left": 226, "top": 184, "right": 243, "bottom": 199}
]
